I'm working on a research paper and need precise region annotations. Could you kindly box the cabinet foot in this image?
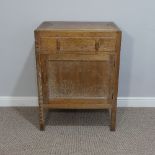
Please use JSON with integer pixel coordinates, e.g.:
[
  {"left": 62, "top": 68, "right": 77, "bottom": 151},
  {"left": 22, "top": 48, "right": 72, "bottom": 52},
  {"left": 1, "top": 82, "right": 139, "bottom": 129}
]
[
  {"left": 40, "top": 123, "right": 45, "bottom": 131},
  {"left": 110, "top": 107, "right": 116, "bottom": 131},
  {"left": 39, "top": 105, "right": 45, "bottom": 131}
]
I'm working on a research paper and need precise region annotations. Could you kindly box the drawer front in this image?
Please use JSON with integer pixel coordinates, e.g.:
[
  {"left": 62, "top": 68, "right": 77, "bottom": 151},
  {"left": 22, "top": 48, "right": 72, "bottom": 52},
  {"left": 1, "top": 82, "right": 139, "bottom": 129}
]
[
  {"left": 58, "top": 38, "right": 96, "bottom": 52},
  {"left": 39, "top": 37, "right": 116, "bottom": 53}
]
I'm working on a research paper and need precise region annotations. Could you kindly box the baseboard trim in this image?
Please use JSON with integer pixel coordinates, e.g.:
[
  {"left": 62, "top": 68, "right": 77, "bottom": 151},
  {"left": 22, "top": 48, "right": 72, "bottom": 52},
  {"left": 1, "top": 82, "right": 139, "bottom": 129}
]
[
  {"left": 0, "top": 96, "right": 155, "bottom": 107},
  {"left": 0, "top": 97, "right": 38, "bottom": 107},
  {"left": 118, "top": 97, "right": 155, "bottom": 107}
]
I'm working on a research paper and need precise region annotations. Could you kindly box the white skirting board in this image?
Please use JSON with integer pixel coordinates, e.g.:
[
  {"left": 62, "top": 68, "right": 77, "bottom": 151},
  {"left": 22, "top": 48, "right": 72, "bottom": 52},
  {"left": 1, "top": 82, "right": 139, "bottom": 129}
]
[{"left": 0, "top": 97, "right": 155, "bottom": 107}]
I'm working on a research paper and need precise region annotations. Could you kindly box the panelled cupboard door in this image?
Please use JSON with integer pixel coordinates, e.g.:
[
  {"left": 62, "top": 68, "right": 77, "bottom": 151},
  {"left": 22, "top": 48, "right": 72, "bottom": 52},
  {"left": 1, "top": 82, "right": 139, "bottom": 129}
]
[
  {"left": 47, "top": 54, "right": 114, "bottom": 100},
  {"left": 34, "top": 21, "right": 122, "bottom": 131}
]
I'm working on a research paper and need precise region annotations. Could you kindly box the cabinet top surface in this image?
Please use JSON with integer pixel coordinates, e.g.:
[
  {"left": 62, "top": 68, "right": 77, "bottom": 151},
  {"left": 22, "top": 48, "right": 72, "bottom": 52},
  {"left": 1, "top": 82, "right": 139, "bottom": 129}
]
[{"left": 36, "top": 21, "right": 121, "bottom": 32}]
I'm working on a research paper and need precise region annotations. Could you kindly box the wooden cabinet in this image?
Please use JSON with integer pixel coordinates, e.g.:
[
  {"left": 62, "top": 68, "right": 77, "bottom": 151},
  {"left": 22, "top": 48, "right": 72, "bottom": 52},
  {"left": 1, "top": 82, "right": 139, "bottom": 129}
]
[{"left": 34, "top": 21, "right": 122, "bottom": 131}]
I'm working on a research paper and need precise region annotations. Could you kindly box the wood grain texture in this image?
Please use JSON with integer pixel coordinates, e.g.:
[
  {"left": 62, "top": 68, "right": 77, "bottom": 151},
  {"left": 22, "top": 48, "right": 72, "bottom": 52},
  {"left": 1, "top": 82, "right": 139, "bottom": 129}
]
[
  {"left": 35, "top": 53, "right": 45, "bottom": 130},
  {"left": 44, "top": 99, "right": 112, "bottom": 109},
  {"left": 34, "top": 21, "right": 122, "bottom": 131},
  {"left": 36, "top": 21, "right": 121, "bottom": 31},
  {"left": 110, "top": 31, "right": 122, "bottom": 131},
  {"left": 47, "top": 53, "right": 112, "bottom": 61},
  {"left": 48, "top": 60, "right": 113, "bottom": 99},
  {"left": 39, "top": 37, "right": 116, "bottom": 54}
]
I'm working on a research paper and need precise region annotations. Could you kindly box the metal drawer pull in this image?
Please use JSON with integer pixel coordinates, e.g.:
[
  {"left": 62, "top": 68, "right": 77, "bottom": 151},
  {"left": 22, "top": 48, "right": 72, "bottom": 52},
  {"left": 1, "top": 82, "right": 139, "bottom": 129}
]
[
  {"left": 57, "top": 40, "right": 60, "bottom": 51},
  {"left": 95, "top": 41, "right": 100, "bottom": 51}
]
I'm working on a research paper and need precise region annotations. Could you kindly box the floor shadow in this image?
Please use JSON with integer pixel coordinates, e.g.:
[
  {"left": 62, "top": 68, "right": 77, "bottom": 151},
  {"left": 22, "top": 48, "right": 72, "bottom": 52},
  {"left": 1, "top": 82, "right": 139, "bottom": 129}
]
[
  {"left": 14, "top": 107, "right": 39, "bottom": 129},
  {"left": 14, "top": 107, "right": 110, "bottom": 128},
  {"left": 46, "top": 109, "right": 110, "bottom": 126}
]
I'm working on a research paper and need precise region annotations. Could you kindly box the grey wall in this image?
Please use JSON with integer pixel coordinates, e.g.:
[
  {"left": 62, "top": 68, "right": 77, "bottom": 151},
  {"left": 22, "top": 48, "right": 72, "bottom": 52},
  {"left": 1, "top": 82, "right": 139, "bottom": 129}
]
[{"left": 0, "top": 0, "right": 155, "bottom": 97}]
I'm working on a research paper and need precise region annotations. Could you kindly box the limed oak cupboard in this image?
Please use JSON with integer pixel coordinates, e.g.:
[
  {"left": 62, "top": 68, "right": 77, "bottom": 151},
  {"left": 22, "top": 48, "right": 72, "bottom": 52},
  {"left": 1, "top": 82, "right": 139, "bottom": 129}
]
[{"left": 34, "top": 21, "right": 122, "bottom": 131}]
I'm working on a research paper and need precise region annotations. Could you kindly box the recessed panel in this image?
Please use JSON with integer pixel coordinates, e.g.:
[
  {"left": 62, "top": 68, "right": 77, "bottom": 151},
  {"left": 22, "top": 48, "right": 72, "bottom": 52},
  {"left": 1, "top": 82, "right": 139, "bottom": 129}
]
[{"left": 48, "top": 60, "right": 113, "bottom": 99}]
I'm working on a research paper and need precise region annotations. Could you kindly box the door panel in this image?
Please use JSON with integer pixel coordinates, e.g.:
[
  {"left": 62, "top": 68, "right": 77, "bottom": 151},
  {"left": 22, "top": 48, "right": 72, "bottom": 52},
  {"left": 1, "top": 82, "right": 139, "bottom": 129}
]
[{"left": 47, "top": 56, "right": 114, "bottom": 99}]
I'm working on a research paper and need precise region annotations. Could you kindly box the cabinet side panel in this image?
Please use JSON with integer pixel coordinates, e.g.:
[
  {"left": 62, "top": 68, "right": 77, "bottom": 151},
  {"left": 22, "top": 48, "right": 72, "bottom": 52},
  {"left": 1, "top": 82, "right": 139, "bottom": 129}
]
[{"left": 113, "top": 31, "right": 122, "bottom": 103}]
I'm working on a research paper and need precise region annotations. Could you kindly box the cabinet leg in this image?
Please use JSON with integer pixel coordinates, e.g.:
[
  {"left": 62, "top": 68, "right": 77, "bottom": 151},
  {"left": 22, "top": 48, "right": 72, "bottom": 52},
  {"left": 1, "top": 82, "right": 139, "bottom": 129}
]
[
  {"left": 39, "top": 105, "right": 45, "bottom": 131},
  {"left": 110, "top": 107, "right": 116, "bottom": 131},
  {"left": 40, "top": 123, "right": 45, "bottom": 131}
]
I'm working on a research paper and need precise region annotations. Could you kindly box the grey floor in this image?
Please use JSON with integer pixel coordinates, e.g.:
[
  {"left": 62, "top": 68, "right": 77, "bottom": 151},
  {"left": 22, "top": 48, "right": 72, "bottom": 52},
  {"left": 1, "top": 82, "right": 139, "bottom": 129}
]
[{"left": 0, "top": 107, "right": 155, "bottom": 155}]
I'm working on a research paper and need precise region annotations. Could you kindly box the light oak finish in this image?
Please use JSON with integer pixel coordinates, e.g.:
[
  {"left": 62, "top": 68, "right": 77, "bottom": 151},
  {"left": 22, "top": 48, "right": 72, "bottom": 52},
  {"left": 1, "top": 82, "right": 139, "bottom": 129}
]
[{"left": 34, "top": 21, "right": 122, "bottom": 131}]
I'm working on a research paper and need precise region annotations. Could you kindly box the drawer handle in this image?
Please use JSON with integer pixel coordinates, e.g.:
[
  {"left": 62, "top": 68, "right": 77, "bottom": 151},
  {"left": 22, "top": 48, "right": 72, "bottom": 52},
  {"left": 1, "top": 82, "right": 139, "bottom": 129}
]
[
  {"left": 57, "top": 40, "right": 60, "bottom": 51},
  {"left": 95, "top": 41, "right": 100, "bottom": 51}
]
